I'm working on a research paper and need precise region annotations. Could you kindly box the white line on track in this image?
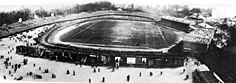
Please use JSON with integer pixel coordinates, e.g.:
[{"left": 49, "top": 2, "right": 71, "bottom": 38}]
[
  {"left": 86, "top": 35, "right": 94, "bottom": 41},
  {"left": 71, "top": 21, "right": 100, "bottom": 38},
  {"left": 156, "top": 24, "right": 168, "bottom": 46}
]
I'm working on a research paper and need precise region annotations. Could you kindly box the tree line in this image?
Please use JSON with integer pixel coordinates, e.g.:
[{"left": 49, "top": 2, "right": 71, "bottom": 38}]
[
  {"left": 0, "top": 8, "right": 31, "bottom": 26},
  {"left": 0, "top": 1, "right": 213, "bottom": 26},
  {"left": 160, "top": 4, "right": 212, "bottom": 18},
  {"left": 0, "top": 1, "right": 144, "bottom": 26}
]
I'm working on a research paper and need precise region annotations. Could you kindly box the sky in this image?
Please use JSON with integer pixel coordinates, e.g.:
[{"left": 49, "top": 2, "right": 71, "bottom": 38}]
[
  {"left": 0, "top": 0, "right": 236, "bottom": 17},
  {"left": 0, "top": 0, "right": 235, "bottom": 6}
]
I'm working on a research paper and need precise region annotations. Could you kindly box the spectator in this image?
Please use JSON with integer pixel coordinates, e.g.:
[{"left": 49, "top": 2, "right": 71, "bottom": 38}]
[
  {"left": 98, "top": 68, "right": 100, "bottom": 72},
  {"left": 180, "top": 69, "right": 185, "bottom": 74},
  {"left": 112, "top": 68, "right": 115, "bottom": 72},
  {"left": 14, "top": 68, "right": 17, "bottom": 72},
  {"left": 18, "top": 64, "right": 21, "bottom": 69},
  {"left": 127, "top": 75, "right": 130, "bottom": 82},
  {"left": 93, "top": 68, "right": 96, "bottom": 73},
  {"left": 44, "top": 69, "right": 49, "bottom": 73},
  {"left": 150, "top": 72, "right": 153, "bottom": 76},
  {"left": 73, "top": 70, "right": 75, "bottom": 76},
  {"left": 89, "top": 78, "right": 91, "bottom": 83},
  {"left": 28, "top": 72, "right": 33, "bottom": 76},
  {"left": 184, "top": 75, "right": 189, "bottom": 80},
  {"left": 102, "top": 77, "right": 105, "bottom": 82},
  {"left": 15, "top": 76, "right": 23, "bottom": 80},
  {"left": 9, "top": 71, "right": 11, "bottom": 75},
  {"left": 3, "top": 75, "right": 6, "bottom": 79},
  {"left": 67, "top": 70, "right": 70, "bottom": 75},
  {"left": 52, "top": 74, "right": 56, "bottom": 78},
  {"left": 80, "top": 61, "right": 83, "bottom": 67},
  {"left": 115, "top": 59, "right": 119, "bottom": 69}
]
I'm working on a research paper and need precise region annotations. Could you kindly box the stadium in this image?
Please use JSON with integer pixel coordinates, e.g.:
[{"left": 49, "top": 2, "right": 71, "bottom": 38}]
[
  {"left": 1, "top": 1, "right": 234, "bottom": 82},
  {"left": 4, "top": 11, "right": 226, "bottom": 83},
  {"left": 13, "top": 12, "right": 186, "bottom": 68}
]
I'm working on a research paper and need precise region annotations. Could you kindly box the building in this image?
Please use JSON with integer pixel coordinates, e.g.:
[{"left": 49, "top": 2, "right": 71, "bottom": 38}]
[{"left": 158, "top": 17, "right": 192, "bottom": 33}]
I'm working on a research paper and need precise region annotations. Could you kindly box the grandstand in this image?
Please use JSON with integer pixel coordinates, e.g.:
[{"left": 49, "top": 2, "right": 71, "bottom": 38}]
[
  {"left": 14, "top": 13, "right": 186, "bottom": 68},
  {"left": 158, "top": 17, "right": 192, "bottom": 33},
  {"left": 12, "top": 12, "right": 226, "bottom": 83}
]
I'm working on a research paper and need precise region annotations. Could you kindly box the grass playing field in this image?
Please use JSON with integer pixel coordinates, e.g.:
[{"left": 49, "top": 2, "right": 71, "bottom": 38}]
[{"left": 60, "top": 20, "right": 177, "bottom": 49}]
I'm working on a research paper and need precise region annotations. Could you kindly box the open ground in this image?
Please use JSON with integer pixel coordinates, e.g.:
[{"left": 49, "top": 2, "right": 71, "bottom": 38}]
[{"left": 60, "top": 20, "right": 177, "bottom": 50}]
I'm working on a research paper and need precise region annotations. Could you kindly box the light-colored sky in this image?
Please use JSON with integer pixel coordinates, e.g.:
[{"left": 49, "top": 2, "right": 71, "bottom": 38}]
[
  {"left": 0, "top": 0, "right": 235, "bottom": 17},
  {"left": 0, "top": 0, "right": 235, "bottom": 5}
]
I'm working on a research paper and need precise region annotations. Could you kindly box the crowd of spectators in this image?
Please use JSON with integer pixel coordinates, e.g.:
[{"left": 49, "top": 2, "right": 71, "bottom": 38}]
[
  {"left": 183, "top": 35, "right": 211, "bottom": 44},
  {"left": 188, "top": 28, "right": 215, "bottom": 39},
  {"left": 0, "top": 24, "right": 57, "bottom": 80},
  {"left": 162, "top": 16, "right": 196, "bottom": 25},
  {"left": 183, "top": 24, "right": 215, "bottom": 44}
]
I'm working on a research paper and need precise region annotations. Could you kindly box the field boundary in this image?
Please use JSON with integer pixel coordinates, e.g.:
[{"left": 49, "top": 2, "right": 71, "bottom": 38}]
[{"left": 39, "top": 13, "right": 178, "bottom": 52}]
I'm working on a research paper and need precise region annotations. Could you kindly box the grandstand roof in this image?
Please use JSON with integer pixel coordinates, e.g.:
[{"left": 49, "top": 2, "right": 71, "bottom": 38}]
[
  {"left": 198, "top": 23, "right": 215, "bottom": 29},
  {"left": 189, "top": 13, "right": 205, "bottom": 20}
]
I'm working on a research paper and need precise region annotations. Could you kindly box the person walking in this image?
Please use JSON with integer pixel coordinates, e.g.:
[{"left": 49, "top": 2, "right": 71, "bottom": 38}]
[
  {"left": 3, "top": 75, "right": 6, "bottom": 79},
  {"left": 112, "top": 68, "right": 115, "bottom": 72},
  {"left": 115, "top": 59, "right": 119, "bottom": 69},
  {"left": 9, "top": 71, "right": 11, "bottom": 75},
  {"left": 150, "top": 72, "right": 153, "bottom": 76},
  {"left": 102, "top": 77, "right": 105, "bottom": 82},
  {"left": 127, "top": 75, "right": 130, "bottom": 82},
  {"left": 180, "top": 69, "right": 185, "bottom": 74},
  {"left": 184, "top": 75, "right": 189, "bottom": 80},
  {"left": 39, "top": 67, "right": 41, "bottom": 70},
  {"left": 73, "top": 70, "right": 75, "bottom": 76},
  {"left": 93, "top": 68, "right": 96, "bottom": 73},
  {"left": 89, "top": 78, "right": 91, "bottom": 83},
  {"left": 52, "top": 74, "right": 56, "bottom": 78},
  {"left": 67, "top": 70, "right": 70, "bottom": 75},
  {"left": 98, "top": 68, "right": 100, "bottom": 72}
]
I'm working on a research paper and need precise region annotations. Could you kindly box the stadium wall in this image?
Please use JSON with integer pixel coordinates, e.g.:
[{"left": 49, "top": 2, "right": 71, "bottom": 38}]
[
  {"left": 158, "top": 18, "right": 191, "bottom": 33},
  {"left": 183, "top": 41, "right": 208, "bottom": 52},
  {"left": 16, "top": 45, "right": 185, "bottom": 68}
]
